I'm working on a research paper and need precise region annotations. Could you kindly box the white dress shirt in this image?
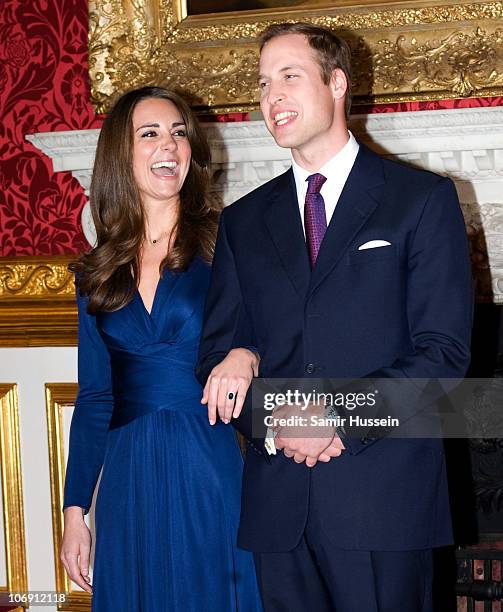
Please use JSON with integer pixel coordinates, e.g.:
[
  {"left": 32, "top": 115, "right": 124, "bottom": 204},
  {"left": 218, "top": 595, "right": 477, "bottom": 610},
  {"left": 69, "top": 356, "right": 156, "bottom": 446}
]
[
  {"left": 291, "top": 131, "right": 360, "bottom": 234},
  {"left": 264, "top": 132, "right": 360, "bottom": 457}
]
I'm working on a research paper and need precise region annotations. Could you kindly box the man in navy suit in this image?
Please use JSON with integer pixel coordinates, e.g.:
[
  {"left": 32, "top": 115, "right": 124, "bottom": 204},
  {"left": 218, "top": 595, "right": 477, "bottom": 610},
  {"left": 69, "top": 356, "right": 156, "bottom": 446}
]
[{"left": 197, "top": 22, "right": 473, "bottom": 611}]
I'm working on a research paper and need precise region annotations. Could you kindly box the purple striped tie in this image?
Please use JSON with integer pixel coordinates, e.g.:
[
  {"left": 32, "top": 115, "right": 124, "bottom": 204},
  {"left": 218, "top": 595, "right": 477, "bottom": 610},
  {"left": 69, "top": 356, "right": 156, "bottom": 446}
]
[{"left": 305, "top": 173, "right": 327, "bottom": 267}]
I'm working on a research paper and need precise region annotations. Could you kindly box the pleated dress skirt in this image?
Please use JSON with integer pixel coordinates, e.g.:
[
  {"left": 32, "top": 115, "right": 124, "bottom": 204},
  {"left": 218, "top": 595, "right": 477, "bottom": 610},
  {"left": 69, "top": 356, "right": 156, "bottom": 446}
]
[{"left": 91, "top": 407, "right": 263, "bottom": 612}]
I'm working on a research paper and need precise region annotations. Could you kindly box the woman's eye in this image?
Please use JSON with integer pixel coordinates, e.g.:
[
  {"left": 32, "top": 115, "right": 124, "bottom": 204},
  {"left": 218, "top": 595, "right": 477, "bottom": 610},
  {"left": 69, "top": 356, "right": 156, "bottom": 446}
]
[
  {"left": 141, "top": 130, "right": 157, "bottom": 138},
  {"left": 285, "top": 74, "right": 297, "bottom": 80},
  {"left": 259, "top": 81, "right": 268, "bottom": 89},
  {"left": 173, "top": 129, "right": 186, "bottom": 137}
]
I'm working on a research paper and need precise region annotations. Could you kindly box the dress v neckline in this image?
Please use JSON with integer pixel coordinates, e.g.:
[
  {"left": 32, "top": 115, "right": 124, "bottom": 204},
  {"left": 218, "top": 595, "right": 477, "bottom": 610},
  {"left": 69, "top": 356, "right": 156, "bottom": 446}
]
[{"left": 137, "top": 276, "right": 162, "bottom": 318}]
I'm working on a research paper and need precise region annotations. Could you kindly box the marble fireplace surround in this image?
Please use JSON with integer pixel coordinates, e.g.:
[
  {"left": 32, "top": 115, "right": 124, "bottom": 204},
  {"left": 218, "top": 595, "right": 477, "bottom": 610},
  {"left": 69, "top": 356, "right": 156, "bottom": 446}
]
[{"left": 27, "top": 107, "right": 503, "bottom": 303}]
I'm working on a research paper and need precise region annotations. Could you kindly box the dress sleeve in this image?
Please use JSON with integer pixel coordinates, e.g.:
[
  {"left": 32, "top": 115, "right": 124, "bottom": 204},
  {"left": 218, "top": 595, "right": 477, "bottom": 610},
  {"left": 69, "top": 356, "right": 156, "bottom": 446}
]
[{"left": 63, "top": 287, "right": 114, "bottom": 515}]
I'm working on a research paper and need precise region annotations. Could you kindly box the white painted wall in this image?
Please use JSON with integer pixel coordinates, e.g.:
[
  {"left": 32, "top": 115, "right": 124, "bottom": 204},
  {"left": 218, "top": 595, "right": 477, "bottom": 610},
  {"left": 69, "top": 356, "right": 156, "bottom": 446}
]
[{"left": 0, "top": 347, "right": 76, "bottom": 612}]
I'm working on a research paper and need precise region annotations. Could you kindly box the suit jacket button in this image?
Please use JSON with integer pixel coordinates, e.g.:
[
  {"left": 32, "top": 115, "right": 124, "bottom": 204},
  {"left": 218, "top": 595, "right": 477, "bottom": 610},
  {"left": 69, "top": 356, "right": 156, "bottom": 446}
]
[{"left": 305, "top": 363, "right": 315, "bottom": 374}]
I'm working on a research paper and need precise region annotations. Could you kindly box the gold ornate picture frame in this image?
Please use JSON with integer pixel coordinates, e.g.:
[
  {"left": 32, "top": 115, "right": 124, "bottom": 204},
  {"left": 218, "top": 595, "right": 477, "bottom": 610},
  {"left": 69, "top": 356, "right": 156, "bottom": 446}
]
[
  {"left": 46, "top": 383, "right": 91, "bottom": 612},
  {"left": 89, "top": 0, "right": 503, "bottom": 114},
  {"left": 0, "top": 384, "right": 27, "bottom": 612}
]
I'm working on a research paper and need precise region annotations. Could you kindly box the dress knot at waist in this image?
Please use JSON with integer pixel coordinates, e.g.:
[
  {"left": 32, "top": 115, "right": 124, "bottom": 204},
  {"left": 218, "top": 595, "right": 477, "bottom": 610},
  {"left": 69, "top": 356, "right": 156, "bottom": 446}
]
[
  {"left": 109, "top": 350, "right": 204, "bottom": 428},
  {"left": 109, "top": 395, "right": 204, "bottom": 429}
]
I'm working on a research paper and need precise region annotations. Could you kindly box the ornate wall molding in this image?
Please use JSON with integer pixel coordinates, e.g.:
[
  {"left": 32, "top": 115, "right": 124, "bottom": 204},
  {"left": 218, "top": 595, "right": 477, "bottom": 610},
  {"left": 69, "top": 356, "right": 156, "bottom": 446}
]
[
  {"left": 27, "top": 106, "right": 503, "bottom": 180},
  {"left": 0, "top": 259, "right": 74, "bottom": 298},
  {"left": 0, "top": 257, "right": 76, "bottom": 347},
  {"left": 25, "top": 106, "right": 503, "bottom": 310},
  {"left": 88, "top": 0, "right": 503, "bottom": 113}
]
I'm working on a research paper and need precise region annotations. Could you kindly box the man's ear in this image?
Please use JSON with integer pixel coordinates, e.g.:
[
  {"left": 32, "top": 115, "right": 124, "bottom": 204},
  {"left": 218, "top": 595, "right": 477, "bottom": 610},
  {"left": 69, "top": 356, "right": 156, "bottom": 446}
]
[{"left": 330, "top": 68, "right": 347, "bottom": 101}]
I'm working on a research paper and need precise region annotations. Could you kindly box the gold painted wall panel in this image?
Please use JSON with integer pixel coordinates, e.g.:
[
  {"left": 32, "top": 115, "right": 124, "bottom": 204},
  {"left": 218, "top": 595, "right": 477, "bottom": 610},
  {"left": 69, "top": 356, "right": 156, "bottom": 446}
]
[
  {"left": 0, "top": 384, "right": 27, "bottom": 612},
  {"left": 45, "top": 384, "right": 90, "bottom": 612}
]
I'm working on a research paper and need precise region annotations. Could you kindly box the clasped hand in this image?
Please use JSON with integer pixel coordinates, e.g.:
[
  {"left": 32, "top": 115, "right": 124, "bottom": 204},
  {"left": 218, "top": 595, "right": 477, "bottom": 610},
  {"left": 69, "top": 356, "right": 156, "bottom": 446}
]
[
  {"left": 272, "top": 402, "right": 345, "bottom": 467},
  {"left": 201, "top": 351, "right": 344, "bottom": 466}
]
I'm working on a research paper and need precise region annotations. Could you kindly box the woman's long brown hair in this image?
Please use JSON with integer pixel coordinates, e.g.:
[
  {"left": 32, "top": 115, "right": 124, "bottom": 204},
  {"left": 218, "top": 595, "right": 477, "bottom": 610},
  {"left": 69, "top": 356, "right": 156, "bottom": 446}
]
[{"left": 70, "top": 86, "right": 220, "bottom": 314}]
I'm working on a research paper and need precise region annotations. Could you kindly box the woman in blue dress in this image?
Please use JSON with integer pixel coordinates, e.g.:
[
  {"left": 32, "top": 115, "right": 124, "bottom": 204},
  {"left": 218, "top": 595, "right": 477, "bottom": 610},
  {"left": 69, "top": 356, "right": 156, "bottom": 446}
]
[{"left": 60, "top": 86, "right": 263, "bottom": 612}]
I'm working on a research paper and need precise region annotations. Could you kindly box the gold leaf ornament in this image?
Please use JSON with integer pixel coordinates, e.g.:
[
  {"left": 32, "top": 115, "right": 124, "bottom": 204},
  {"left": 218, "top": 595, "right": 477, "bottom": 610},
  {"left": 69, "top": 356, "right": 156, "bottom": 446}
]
[
  {"left": 373, "top": 27, "right": 503, "bottom": 97},
  {"left": 0, "top": 262, "right": 74, "bottom": 298}
]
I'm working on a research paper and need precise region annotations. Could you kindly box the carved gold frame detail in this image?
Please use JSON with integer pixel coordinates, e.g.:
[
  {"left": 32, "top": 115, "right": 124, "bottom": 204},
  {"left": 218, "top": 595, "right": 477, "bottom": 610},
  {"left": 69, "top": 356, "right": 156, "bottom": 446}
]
[
  {"left": 0, "top": 384, "right": 27, "bottom": 612},
  {"left": 0, "top": 257, "right": 77, "bottom": 347},
  {"left": 89, "top": 0, "right": 503, "bottom": 113},
  {"left": 45, "top": 383, "right": 91, "bottom": 612}
]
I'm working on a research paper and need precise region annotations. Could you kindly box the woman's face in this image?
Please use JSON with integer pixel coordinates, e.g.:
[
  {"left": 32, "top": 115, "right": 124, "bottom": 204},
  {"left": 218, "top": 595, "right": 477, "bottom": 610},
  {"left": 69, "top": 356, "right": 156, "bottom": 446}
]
[{"left": 132, "top": 97, "right": 192, "bottom": 209}]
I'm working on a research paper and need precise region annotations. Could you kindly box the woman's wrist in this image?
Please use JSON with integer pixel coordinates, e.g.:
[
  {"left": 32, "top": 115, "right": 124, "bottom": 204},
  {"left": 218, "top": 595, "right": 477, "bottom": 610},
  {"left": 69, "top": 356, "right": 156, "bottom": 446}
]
[
  {"left": 64, "top": 506, "right": 85, "bottom": 520},
  {"left": 230, "top": 347, "right": 259, "bottom": 368}
]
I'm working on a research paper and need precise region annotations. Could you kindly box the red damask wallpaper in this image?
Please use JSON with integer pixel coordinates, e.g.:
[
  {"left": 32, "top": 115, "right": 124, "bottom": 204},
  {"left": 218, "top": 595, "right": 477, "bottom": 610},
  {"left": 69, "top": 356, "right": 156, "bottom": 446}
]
[
  {"left": 0, "top": 0, "right": 502, "bottom": 256},
  {"left": 0, "top": 0, "right": 101, "bottom": 256}
]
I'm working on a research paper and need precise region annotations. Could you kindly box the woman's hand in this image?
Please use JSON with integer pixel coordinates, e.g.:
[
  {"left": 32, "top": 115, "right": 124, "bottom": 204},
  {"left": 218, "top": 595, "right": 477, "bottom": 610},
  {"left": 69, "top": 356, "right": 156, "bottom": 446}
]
[
  {"left": 201, "top": 348, "right": 259, "bottom": 425},
  {"left": 60, "top": 507, "right": 93, "bottom": 593}
]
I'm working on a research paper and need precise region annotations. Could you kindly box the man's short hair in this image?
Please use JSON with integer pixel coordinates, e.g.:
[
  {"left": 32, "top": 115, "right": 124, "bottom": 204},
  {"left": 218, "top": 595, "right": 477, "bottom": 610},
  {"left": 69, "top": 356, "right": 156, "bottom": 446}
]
[{"left": 259, "top": 22, "right": 352, "bottom": 120}]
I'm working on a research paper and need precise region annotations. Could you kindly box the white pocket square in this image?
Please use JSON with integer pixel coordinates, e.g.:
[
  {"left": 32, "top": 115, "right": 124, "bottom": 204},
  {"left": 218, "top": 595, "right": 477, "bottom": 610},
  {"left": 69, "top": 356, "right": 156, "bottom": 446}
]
[{"left": 358, "top": 240, "right": 392, "bottom": 250}]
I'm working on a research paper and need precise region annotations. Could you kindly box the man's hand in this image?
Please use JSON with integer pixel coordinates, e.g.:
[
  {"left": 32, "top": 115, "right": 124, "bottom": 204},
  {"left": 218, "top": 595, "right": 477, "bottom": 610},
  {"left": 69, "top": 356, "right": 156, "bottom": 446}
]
[
  {"left": 317, "top": 436, "right": 346, "bottom": 463},
  {"left": 201, "top": 348, "right": 259, "bottom": 425},
  {"left": 60, "top": 507, "right": 93, "bottom": 593},
  {"left": 272, "top": 402, "right": 345, "bottom": 467}
]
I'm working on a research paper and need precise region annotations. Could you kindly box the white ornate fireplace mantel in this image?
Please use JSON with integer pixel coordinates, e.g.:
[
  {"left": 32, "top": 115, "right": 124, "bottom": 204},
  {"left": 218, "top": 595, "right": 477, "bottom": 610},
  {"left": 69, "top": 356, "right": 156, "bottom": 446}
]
[{"left": 27, "top": 107, "right": 503, "bottom": 303}]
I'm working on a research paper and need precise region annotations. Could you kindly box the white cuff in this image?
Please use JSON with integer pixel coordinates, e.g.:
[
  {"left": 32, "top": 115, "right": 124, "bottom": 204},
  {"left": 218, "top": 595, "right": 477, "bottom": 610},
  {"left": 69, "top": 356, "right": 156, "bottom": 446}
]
[{"left": 264, "top": 427, "right": 277, "bottom": 455}]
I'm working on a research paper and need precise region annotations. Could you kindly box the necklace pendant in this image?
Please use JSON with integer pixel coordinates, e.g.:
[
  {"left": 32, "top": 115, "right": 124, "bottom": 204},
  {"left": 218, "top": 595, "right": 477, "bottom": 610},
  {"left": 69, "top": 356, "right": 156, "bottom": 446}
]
[{"left": 152, "top": 239, "right": 157, "bottom": 244}]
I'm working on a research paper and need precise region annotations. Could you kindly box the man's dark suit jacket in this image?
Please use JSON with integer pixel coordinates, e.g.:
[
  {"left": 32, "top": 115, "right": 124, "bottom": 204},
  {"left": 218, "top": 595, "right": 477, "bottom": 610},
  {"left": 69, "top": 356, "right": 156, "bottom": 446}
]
[{"left": 197, "top": 143, "right": 473, "bottom": 553}]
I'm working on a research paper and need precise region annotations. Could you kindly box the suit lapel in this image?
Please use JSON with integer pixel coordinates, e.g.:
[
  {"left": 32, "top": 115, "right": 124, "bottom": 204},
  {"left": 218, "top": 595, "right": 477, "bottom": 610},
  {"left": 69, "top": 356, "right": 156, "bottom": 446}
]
[
  {"left": 263, "top": 168, "right": 311, "bottom": 297},
  {"left": 308, "top": 145, "right": 386, "bottom": 297}
]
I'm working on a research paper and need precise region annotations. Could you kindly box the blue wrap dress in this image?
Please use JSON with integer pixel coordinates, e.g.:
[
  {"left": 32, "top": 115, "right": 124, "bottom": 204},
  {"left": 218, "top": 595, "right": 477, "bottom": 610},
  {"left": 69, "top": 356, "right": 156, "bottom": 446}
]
[{"left": 63, "top": 257, "right": 262, "bottom": 612}]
